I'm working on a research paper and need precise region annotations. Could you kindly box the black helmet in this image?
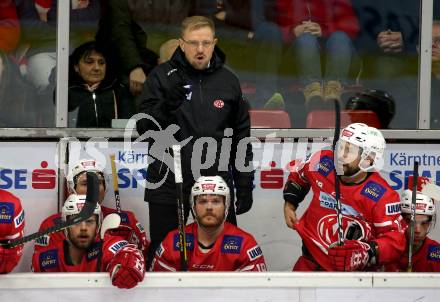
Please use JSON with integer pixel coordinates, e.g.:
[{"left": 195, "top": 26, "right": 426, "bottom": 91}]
[{"left": 345, "top": 89, "right": 396, "bottom": 128}]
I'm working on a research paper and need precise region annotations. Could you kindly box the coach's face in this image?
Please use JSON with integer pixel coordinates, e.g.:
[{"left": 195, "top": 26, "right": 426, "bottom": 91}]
[{"left": 180, "top": 26, "right": 217, "bottom": 70}]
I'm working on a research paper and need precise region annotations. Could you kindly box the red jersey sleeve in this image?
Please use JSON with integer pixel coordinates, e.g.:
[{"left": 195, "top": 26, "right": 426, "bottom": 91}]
[
  {"left": 151, "top": 231, "right": 180, "bottom": 272},
  {"left": 238, "top": 235, "right": 267, "bottom": 272},
  {"left": 369, "top": 183, "right": 406, "bottom": 264}
]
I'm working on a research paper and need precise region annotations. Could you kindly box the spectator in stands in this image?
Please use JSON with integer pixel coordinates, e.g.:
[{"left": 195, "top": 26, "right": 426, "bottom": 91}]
[
  {"left": 96, "top": 0, "right": 160, "bottom": 97},
  {"left": 158, "top": 38, "right": 179, "bottom": 64},
  {"left": 67, "top": 41, "right": 134, "bottom": 127},
  {"left": 276, "top": 0, "right": 359, "bottom": 111},
  {"left": 32, "top": 194, "right": 145, "bottom": 289},
  {"left": 0, "top": 51, "right": 38, "bottom": 127},
  {"left": 431, "top": 20, "right": 440, "bottom": 129},
  {"left": 0, "top": 0, "right": 20, "bottom": 54},
  {"left": 15, "top": 0, "right": 100, "bottom": 94}
]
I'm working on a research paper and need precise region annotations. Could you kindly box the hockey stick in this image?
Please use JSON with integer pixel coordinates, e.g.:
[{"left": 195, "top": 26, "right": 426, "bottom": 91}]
[
  {"left": 2, "top": 172, "right": 100, "bottom": 249},
  {"left": 172, "top": 144, "right": 188, "bottom": 271},
  {"left": 407, "top": 161, "right": 419, "bottom": 272},
  {"left": 110, "top": 154, "right": 122, "bottom": 213},
  {"left": 332, "top": 99, "right": 344, "bottom": 246}
]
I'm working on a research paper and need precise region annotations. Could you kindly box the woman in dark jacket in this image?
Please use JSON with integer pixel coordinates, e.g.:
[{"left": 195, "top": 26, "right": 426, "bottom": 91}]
[{"left": 68, "top": 41, "right": 135, "bottom": 128}]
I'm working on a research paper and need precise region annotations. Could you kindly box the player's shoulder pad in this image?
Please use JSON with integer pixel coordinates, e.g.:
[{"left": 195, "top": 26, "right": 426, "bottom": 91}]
[
  {"left": 360, "top": 176, "right": 398, "bottom": 203},
  {"left": 38, "top": 249, "right": 59, "bottom": 271}
]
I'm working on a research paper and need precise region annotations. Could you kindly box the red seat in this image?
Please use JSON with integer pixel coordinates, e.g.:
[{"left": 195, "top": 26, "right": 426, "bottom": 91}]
[
  {"left": 249, "top": 109, "right": 292, "bottom": 128},
  {"left": 306, "top": 110, "right": 381, "bottom": 128}
]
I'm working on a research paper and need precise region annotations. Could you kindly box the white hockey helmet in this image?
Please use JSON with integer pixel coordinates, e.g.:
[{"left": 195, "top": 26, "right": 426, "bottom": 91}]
[
  {"left": 66, "top": 159, "right": 106, "bottom": 193},
  {"left": 401, "top": 189, "right": 436, "bottom": 216},
  {"left": 339, "top": 123, "right": 385, "bottom": 172},
  {"left": 61, "top": 194, "right": 102, "bottom": 236},
  {"left": 190, "top": 176, "right": 230, "bottom": 213}
]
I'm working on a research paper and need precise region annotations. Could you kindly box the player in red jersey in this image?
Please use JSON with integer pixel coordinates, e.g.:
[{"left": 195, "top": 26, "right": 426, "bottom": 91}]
[
  {"left": 385, "top": 188, "right": 440, "bottom": 272},
  {"left": 34, "top": 159, "right": 149, "bottom": 257},
  {"left": 283, "top": 123, "right": 406, "bottom": 271},
  {"left": 151, "top": 176, "right": 266, "bottom": 272},
  {"left": 32, "top": 194, "right": 145, "bottom": 289},
  {"left": 0, "top": 189, "right": 25, "bottom": 273}
]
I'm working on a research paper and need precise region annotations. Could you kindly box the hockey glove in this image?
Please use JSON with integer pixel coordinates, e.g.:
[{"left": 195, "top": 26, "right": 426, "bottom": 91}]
[
  {"left": 235, "top": 188, "right": 253, "bottom": 215},
  {"left": 108, "top": 244, "right": 145, "bottom": 289},
  {"left": 0, "top": 244, "right": 23, "bottom": 273},
  {"left": 328, "top": 240, "right": 372, "bottom": 271},
  {"left": 107, "top": 224, "right": 149, "bottom": 257}
]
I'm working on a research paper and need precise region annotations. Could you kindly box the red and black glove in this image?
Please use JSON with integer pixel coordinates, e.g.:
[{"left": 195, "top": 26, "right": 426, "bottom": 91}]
[
  {"left": 328, "top": 240, "right": 374, "bottom": 271},
  {"left": 108, "top": 244, "right": 145, "bottom": 289},
  {"left": 0, "top": 244, "right": 23, "bottom": 274}
]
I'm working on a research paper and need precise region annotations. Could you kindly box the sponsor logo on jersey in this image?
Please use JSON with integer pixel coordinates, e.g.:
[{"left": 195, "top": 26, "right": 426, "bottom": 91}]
[
  {"left": 386, "top": 202, "right": 401, "bottom": 216},
  {"left": 319, "top": 192, "right": 359, "bottom": 216},
  {"left": 221, "top": 235, "right": 243, "bottom": 254},
  {"left": 0, "top": 202, "right": 14, "bottom": 223},
  {"left": 428, "top": 245, "right": 440, "bottom": 262},
  {"left": 192, "top": 263, "right": 215, "bottom": 270},
  {"left": 213, "top": 99, "right": 224, "bottom": 109},
  {"left": 247, "top": 245, "right": 263, "bottom": 261},
  {"left": 316, "top": 156, "right": 334, "bottom": 177},
  {"left": 109, "top": 240, "right": 129, "bottom": 254},
  {"left": 136, "top": 222, "right": 145, "bottom": 233},
  {"left": 35, "top": 235, "right": 50, "bottom": 247},
  {"left": 39, "top": 249, "right": 59, "bottom": 270},
  {"left": 87, "top": 242, "right": 102, "bottom": 261},
  {"left": 360, "top": 181, "right": 386, "bottom": 202},
  {"left": 14, "top": 208, "right": 24, "bottom": 228},
  {"left": 119, "top": 212, "right": 129, "bottom": 224},
  {"left": 156, "top": 243, "right": 164, "bottom": 257},
  {"left": 173, "top": 233, "right": 194, "bottom": 251}
]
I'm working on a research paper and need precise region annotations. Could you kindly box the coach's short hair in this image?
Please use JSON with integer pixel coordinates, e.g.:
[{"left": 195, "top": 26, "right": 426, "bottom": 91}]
[{"left": 181, "top": 16, "right": 215, "bottom": 37}]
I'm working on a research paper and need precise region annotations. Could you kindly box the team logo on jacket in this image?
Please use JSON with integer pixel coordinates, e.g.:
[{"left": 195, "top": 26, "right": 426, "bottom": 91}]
[
  {"left": 221, "top": 235, "right": 243, "bottom": 254},
  {"left": 386, "top": 202, "right": 401, "bottom": 216},
  {"left": 213, "top": 99, "right": 224, "bottom": 108},
  {"left": 39, "top": 249, "right": 59, "bottom": 270},
  {"left": 428, "top": 245, "right": 440, "bottom": 262},
  {"left": 0, "top": 202, "right": 14, "bottom": 223},
  {"left": 87, "top": 242, "right": 102, "bottom": 261},
  {"left": 247, "top": 245, "right": 263, "bottom": 261},
  {"left": 361, "top": 181, "right": 386, "bottom": 202},
  {"left": 316, "top": 156, "right": 334, "bottom": 177},
  {"left": 173, "top": 233, "right": 194, "bottom": 251}
]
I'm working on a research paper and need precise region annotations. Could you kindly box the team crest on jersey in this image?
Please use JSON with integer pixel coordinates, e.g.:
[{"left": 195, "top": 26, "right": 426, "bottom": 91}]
[
  {"left": 118, "top": 212, "right": 129, "bottom": 224},
  {"left": 247, "top": 245, "right": 263, "bottom": 261},
  {"left": 361, "top": 181, "right": 386, "bottom": 202},
  {"left": 173, "top": 233, "right": 194, "bottom": 251},
  {"left": 386, "top": 202, "right": 401, "bottom": 216},
  {"left": 156, "top": 243, "right": 165, "bottom": 257},
  {"left": 316, "top": 156, "right": 334, "bottom": 177},
  {"left": 35, "top": 235, "right": 50, "bottom": 247},
  {"left": 14, "top": 208, "right": 24, "bottom": 228},
  {"left": 221, "top": 235, "right": 243, "bottom": 254},
  {"left": 109, "top": 240, "right": 128, "bottom": 254},
  {"left": 39, "top": 249, "right": 59, "bottom": 270},
  {"left": 428, "top": 245, "right": 440, "bottom": 262},
  {"left": 87, "top": 242, "right": 102, "bottom": 261},
  {"left": 0, "top": 202, "right": 14, "bottom": 224}
]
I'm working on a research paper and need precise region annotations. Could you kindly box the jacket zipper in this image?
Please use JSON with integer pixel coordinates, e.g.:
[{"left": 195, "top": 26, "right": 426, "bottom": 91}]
[{"left": 92, "top": 92, "right": 98, "bottom": 125}]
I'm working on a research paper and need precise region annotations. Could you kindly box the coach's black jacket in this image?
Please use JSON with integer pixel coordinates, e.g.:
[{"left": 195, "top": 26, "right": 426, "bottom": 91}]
[{"left": 137, "top": 46, "right": 254, "bottom": 207}]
